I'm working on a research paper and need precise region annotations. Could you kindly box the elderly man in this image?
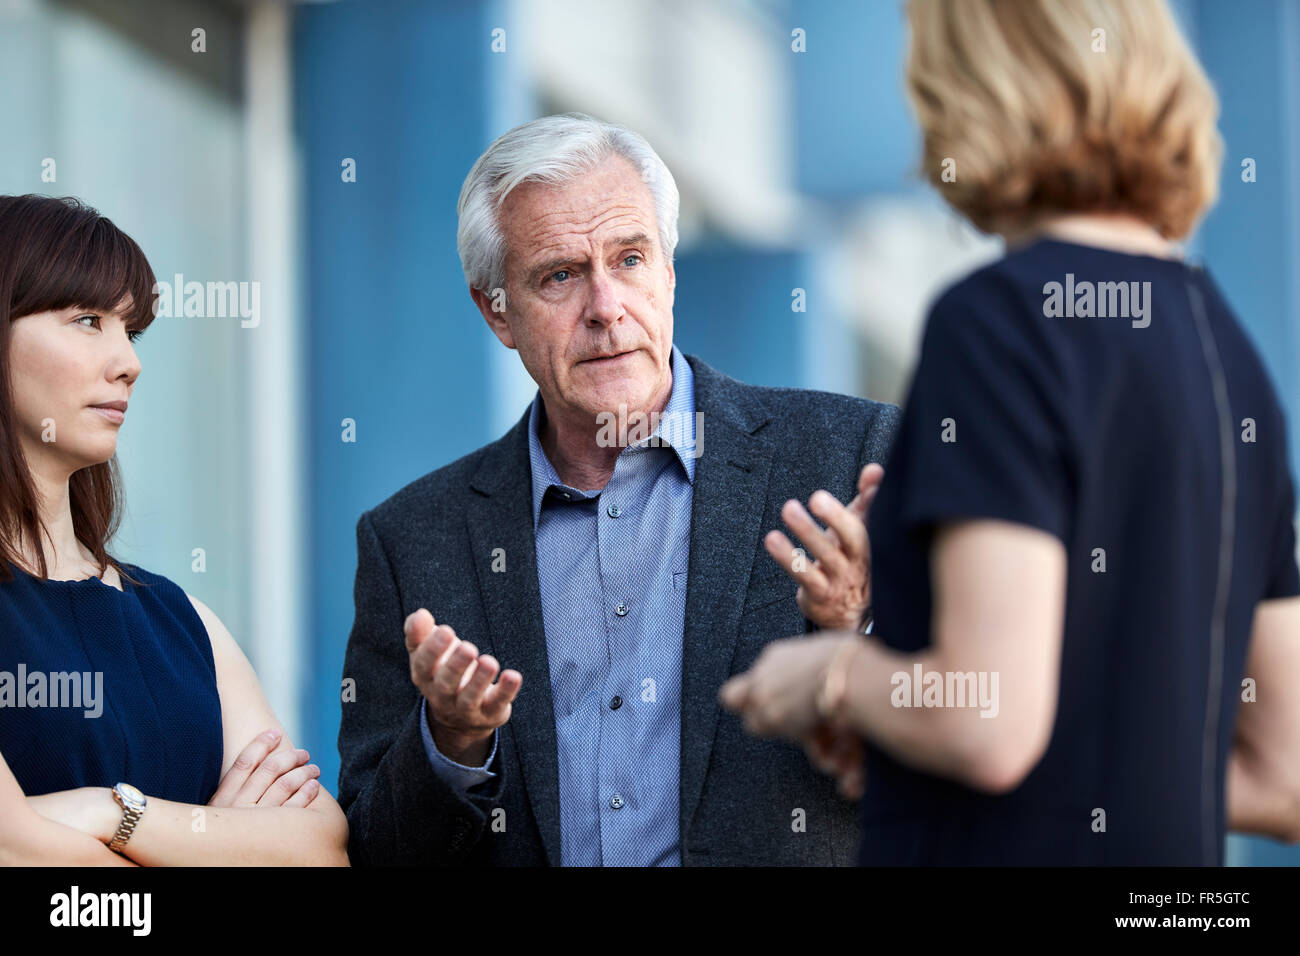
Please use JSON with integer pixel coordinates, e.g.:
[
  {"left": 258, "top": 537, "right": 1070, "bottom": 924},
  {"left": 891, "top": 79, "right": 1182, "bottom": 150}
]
[{"left": 338, "top": 113, "right": 899, "bottom": 866}]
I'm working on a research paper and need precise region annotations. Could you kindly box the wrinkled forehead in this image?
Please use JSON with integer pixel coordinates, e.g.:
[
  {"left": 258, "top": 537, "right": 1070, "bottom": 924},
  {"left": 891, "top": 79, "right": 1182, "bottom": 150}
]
[{"left": 500, "top": 157, "right": 658, "bottom": 259}]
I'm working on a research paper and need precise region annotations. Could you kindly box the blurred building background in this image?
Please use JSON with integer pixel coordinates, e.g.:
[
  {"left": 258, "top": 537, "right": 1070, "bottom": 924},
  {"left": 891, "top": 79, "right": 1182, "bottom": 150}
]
[{"left": 0, "top": 0, "right": 1296, "bottom": 865}]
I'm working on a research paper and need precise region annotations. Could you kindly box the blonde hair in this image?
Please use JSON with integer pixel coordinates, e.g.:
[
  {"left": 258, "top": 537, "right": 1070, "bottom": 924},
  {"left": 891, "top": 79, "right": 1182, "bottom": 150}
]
[{"left": 905, "top": 0, "right": 1222, "bottom": 239}]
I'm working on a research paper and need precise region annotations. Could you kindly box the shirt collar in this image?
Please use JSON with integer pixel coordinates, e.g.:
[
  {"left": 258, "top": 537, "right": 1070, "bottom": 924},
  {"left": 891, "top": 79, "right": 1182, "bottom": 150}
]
[{"left": 527, "top": 344, "right": 697, "bottom": 528}]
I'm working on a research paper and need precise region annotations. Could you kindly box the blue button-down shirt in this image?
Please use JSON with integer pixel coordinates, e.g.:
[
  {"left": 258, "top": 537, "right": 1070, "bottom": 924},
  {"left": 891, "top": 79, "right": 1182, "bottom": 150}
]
[{"left": 420, "top": 345, "right": 698, "bottom": 866}]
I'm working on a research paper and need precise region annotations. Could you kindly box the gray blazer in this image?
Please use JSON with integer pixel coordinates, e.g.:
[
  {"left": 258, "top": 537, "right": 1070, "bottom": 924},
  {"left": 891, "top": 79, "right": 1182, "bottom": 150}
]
[{"left": 338, "top": 352, "right": 900, "bottom": 865}]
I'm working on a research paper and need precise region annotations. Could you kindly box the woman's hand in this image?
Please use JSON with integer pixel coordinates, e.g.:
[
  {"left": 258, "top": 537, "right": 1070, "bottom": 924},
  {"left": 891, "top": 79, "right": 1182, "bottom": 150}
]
[
  {"left": 720, "top": 632, "right": 860, "bottom": 741},
  {"left": 804, "top": 722, "right": 867, "bottom": 799},
  {"left": 208, "top": 729, "right": 322, "bottom": 809},
  {"left": 722, "top": 634, "right": 871, "bottom": 798},
  {"left": 765, "top": 464, "right": 883, "bottom": 631}
]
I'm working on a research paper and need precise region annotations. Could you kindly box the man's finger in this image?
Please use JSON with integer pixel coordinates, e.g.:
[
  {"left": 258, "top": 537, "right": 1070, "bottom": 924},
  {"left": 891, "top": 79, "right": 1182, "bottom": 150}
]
[
  {"left": 764, "top": 528, "right": 803, "bottom": 574},
  {"left": 808, "top": 490, "right": 867, "bottom": 562},
  {"left": 434, "top": 640, "right": 478, "bottom": 700},
  {"left": 779, "top": 498, "right": 844, "bottom": 570},
  {"left": 766, "top": 531, "right": 833, "bottom": 599},
  {"left": 859, "top": 465, "right": 884, "bottom": 518},
  {"left": 795, "top": 567, "right": 834, "bottom": 603},
  {"left": 459, "top": 653, "right": 500, "bottom": 711},
  {"left": 480, "top": 669, "right": 523, "bottom": 722},
  {"left": 409, "top": 626, "right": 455, "bottom": 689},
  {"left": 859, "top": 463, "right": 884, "bottom": 496},
  {"left": 404, "top": 608, "right": 436, "bottom": 653},
  {"left": 848, "top": 464, "right": 885, "bottom": 518}
]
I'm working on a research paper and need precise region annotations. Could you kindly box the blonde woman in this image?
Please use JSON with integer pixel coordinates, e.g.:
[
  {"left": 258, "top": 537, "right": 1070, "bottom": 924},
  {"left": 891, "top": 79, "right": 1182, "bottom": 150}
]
[
  {"left": 0, "top": 195, "right": 349, "bottom": 865},
  {"left": 722, "top": 0, "right": 1300, "bottom": 864}
]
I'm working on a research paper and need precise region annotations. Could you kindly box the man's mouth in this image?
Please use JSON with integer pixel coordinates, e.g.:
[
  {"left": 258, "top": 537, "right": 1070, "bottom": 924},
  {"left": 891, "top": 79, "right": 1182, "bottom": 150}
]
[{"left": 581, "top": 349, "right": 635, "bottom": 365}]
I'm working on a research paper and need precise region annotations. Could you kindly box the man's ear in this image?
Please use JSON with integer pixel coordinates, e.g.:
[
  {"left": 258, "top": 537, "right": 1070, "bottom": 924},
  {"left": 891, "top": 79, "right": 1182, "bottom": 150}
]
[{"left": 470, "top": 285, "right": 516, "bottom": 349}]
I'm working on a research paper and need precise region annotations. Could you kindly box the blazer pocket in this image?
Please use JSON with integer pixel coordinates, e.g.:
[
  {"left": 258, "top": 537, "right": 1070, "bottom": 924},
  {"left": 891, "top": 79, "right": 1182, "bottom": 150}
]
[{"left": 741, "top": 570, "right": 799, "bottom": 617}]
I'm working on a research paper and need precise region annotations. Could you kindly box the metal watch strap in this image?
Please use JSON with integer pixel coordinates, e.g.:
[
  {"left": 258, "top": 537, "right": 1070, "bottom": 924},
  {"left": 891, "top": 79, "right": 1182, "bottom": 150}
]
[{"left": 108, "top": 795, "right": 143, "bottom": 854}]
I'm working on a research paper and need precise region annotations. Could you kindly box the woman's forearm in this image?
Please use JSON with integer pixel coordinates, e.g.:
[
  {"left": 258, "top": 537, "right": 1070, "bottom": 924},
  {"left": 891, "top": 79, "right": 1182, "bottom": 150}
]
[
  {"left": 88, "top": 789, "right": 350, "bottom": 866},
  {"left": 3, "top": 813, "right": 138, "bottom": 867},
  {"left": 838, "top": 640, "right": 1022, "bottom": 791},
  {"left": 840, "top": 642, "right": 967, "bottom": 775}
]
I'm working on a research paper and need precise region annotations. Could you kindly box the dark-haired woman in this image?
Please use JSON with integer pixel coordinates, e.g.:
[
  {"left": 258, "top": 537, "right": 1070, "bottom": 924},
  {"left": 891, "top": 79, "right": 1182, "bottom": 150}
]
[{"left": 0, "top": 195, "right": 348, "bottom": 865}]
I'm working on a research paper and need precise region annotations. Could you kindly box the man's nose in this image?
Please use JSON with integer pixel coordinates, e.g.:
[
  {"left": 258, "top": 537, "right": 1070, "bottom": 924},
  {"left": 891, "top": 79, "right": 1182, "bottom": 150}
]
[{"left": 582, "top": 267, "right": 624, "bottom": 327}]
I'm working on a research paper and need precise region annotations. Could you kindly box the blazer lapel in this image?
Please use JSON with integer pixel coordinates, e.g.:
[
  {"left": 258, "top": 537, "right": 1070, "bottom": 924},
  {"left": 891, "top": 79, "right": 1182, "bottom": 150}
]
[
  {"left": 465, "top": 414, "right": 563, "bottom": 867},
  {"left": 678, "top": 355, "right": 776, "bottom": 843}
]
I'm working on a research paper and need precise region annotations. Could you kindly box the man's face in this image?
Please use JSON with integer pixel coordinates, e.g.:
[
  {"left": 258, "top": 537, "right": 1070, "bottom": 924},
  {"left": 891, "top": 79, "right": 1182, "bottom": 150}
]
[{"left": 481, "top": 155, "right": 676, "bottom": 427}]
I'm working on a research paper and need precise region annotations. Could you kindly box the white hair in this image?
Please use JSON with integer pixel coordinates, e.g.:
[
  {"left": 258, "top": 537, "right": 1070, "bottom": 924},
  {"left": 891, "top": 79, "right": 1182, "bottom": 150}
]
[{"left": 456, "top": 112, "right": 680, "bottom": 294}]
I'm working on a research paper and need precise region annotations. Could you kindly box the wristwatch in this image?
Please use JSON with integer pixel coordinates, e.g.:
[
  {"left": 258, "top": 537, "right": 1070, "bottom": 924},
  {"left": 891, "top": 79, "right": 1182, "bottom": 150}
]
[{"left": 108, "top": 782, "right": 146, "bottom": 854}]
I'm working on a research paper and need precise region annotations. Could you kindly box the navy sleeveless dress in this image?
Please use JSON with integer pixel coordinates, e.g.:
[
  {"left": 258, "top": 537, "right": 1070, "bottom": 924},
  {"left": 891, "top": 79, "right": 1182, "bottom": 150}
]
[{"left": 0, "top": 562, "right": 224, "bottom": 803}]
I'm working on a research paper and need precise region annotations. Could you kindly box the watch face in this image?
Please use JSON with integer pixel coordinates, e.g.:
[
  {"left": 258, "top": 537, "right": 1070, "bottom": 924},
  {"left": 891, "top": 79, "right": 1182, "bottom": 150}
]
[{"left": 117, "top": 783, "right": 144, "bottom": 806}]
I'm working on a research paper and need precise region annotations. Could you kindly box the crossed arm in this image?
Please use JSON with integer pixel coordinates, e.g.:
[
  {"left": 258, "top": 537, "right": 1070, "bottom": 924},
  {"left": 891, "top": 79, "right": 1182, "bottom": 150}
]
[
  {"left": 6, "top": 595, "right": 349, "bottom": 866},
  {"left": 0, "top": 754, "right": 137, "bottom": 866}
]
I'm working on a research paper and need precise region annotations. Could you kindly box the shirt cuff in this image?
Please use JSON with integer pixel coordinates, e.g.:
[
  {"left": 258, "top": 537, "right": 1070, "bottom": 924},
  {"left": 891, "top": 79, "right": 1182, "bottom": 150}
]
[{"left": 417, "top": 699, "right": 499, "bottom": 792}]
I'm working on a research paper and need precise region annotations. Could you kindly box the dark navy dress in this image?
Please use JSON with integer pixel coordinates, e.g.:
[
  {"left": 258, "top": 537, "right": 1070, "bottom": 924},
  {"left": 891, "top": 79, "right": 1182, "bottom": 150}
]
[
  {"left": 0, "top": 562, "right": 224, "bottom": 803},
  {"left": 862, "top": 239, "right": 1300, "bottom": 865}
]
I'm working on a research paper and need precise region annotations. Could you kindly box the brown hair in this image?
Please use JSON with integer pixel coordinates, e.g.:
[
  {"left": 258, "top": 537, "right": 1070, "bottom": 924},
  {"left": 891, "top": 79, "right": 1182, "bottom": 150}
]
[
  {"left": 0, "top": 195, "right": 158, "bottom": 583},
  {"left": 905, "top": 0, "right": 1223, "bottom": 238}
]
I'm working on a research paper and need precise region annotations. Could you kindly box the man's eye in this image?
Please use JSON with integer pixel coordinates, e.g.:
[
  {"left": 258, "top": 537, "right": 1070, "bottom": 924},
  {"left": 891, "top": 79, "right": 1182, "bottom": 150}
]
[
  {"left": 623, "top": 255, "right": 642, "bottom": 267},
  {"left": 550, "top": 270, "right": 571, "bottom": 284}
]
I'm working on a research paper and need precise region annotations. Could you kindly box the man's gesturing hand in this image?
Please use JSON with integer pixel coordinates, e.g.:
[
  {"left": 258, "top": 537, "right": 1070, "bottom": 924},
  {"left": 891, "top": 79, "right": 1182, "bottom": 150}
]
[
  {"left": 764, "top": 463, "right": 884, "bottom": 631},
  {"left": 405, "top": 608, "right": 523, "bottom": 767}
]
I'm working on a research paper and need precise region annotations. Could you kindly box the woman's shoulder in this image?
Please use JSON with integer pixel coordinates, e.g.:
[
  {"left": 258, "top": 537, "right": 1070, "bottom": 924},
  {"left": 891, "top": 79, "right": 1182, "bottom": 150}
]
[
  {"left": 117, "top": 562, "right": 234, "bottom": 640},
  {"left": 918, "top": 250, "right": 1066, "bottom": 361},
  {"left": 925, "top": 248, "right": 1051, "bottom": 332},
  {"left": 118, "top": 563, "right": 224, "bottom": 664}
]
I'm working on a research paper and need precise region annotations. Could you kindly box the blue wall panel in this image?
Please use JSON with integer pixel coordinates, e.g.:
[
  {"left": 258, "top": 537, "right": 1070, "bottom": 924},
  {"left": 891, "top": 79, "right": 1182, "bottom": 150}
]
[{"left": 295, "top": 0, "right": 503, "bottom": 790}]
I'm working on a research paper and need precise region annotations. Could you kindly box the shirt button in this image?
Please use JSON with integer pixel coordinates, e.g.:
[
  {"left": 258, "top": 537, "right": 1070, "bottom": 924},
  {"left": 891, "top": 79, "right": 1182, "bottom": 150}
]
[
  {"left": 609, "top": 794, "right": 625, "bottom": 810},
  {"left": 607, "top": 503, "right": 622, "bottom": 518},
  {"left": 610, "top": 695, "right": 623, "bottom": 710},
  {"left": 615, "top": 603, "right": 629, "bottom": 617}
]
